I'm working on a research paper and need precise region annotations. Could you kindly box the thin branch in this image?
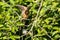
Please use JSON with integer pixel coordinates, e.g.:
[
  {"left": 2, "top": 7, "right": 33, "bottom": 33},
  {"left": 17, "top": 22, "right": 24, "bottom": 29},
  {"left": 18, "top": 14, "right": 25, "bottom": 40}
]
[
  {"left": 36, "top": 0, "right": 43, "bottom": 18},
  {"left": 27, "top": 0, "right": 44, "bottom": 40},
  {"left": 38, "top": 25, "right": 54, "bottom": 40},
  {"left": 25, "top": 36, "right": 31, "bottom": 40},
  {"left": 1, "top": 0, "right": 5, "bottom": 2},
  {"left": 14, "top": 11, "right": 21, "bottom": 22},
  {"left": 35, "top": 0, "right": 53, "bottom": 40},
  {"left": 33, "top": 35, "right": 42, "bottom": 37},
  {"left": 29, "top": 0, "right": 44, "bottom": 34}
]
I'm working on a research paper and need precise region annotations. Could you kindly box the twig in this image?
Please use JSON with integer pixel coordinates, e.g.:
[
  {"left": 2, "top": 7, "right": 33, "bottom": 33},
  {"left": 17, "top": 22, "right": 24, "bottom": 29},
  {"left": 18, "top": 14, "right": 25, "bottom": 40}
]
[
  {"left": 2, "top": 0, "right": 10, "bottom": 7},
  {"left": 38, "top": 25, "right": 54, "bottom": 40},
  {"left": 36, "top": 0, "right": 43, "bottom": 18},
  {"left": 13, "top": 11, "right": 22, "bottom": 22},
  {"left": 25, "top": 36, "right": 31, "bottom": 40},
  {"left": 29, "top": 0, "right": 43, "bottom": 33},
  {"left": 27, "top": 0, "right": 44, "bottom": 40},
  {"left": 33, "top": 34, "right": 42, "bottom": 37},
  {"left": 1, "top": 0, "right": 5, "bottom": 2},
  {"left": 20, "top": 35, "right": 26, "bottom": 38},
  {"left": 35, "top": 0, "right": 54, "bottom": 39}
]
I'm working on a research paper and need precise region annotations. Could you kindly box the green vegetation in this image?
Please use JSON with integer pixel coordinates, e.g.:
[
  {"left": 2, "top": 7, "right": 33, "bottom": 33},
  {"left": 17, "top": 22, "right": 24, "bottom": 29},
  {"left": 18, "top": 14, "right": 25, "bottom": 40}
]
[{"left": 0, "top": 0, "right": 60, "bottom": 40}]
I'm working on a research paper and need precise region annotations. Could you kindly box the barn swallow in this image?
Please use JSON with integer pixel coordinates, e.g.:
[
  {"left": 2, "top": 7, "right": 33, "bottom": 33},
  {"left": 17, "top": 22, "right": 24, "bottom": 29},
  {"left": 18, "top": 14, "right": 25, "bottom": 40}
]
[{"left": 16, "top": 5, "right": 29, "bottom": 20}]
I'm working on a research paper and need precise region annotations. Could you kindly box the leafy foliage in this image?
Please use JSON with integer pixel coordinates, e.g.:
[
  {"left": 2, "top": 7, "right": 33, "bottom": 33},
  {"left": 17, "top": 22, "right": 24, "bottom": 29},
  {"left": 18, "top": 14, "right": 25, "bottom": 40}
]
[{"left": 0, "top": 0, "right": 60, "bottom": 40}]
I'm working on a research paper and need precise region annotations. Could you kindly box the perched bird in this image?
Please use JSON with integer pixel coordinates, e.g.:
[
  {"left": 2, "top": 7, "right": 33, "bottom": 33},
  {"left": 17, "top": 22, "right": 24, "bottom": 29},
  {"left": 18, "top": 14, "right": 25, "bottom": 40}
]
[
  {"left": 16, "top": 5, "right": 29, "bottom": 20},
  {"left": 16, "top": 5, "right": 31, "bottom": 40}
]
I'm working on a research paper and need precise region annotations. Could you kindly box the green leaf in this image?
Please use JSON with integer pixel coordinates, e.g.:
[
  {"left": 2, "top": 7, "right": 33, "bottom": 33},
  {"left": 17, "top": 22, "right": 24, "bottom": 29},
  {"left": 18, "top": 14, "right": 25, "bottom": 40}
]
[
  {"left": 52, "top": 31, "right": 58, "bottom": 36},
  {"left": 0, "top": 24, "right": 3, "bottom": 27}
]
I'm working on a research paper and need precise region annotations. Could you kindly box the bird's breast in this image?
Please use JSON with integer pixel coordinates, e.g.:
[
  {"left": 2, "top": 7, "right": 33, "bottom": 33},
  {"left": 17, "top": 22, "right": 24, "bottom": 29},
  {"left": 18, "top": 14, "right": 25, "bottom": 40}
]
[{"left": 22, "top": 11, "right": 28, "bottom": 20}]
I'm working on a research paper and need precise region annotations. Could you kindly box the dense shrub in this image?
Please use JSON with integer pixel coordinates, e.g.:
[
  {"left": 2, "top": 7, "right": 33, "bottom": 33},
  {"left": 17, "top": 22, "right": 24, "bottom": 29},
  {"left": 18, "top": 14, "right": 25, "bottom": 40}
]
[{"left": 0, "top": 0, "right": 60, "bottom": 40}]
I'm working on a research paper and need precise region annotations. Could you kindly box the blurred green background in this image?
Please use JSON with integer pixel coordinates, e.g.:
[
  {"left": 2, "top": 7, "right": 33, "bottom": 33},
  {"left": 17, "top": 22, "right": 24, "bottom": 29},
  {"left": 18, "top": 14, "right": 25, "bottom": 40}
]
[{"left": 0, "top": 0, "right": 60, "bottom": 40}]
